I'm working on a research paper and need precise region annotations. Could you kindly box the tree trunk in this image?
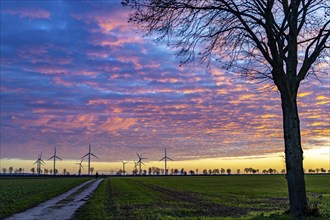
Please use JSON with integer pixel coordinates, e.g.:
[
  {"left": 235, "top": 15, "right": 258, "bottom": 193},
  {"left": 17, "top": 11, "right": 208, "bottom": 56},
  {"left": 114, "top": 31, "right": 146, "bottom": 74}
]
[{"left": 281, "top": 91, "right": 308, "bottom": 219}]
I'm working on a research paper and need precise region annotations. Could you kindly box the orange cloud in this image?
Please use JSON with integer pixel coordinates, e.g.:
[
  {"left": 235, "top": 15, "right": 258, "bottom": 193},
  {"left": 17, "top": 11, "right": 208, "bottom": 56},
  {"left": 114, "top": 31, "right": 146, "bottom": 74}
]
[
  {"left": 298, "top": 91, "right": 313, "bottom": 97},
  {"left": 98, "top": 118, "right": 137, "bottom": 132}
]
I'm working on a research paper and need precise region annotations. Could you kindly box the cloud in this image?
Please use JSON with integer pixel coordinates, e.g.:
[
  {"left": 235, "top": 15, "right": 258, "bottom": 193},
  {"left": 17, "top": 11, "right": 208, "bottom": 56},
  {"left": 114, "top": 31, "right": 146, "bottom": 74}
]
[
  {"left": 0, "top": 0, "right": 329, "bottom": 162},
  {"left": 3, "top": 8, "right": 50, "bottom": 19}
]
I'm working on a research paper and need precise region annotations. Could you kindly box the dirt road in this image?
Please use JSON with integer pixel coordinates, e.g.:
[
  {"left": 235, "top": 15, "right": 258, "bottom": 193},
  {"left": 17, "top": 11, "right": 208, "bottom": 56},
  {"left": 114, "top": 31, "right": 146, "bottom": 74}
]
[{"left": 6, "top": 178, "right": 104, "bottom": 220}]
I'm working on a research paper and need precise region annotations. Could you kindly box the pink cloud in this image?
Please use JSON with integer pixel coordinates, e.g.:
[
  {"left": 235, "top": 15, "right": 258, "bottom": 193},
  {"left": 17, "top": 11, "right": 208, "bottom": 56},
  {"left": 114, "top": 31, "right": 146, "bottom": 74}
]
[
  {"left": 13, "top": 114, "right": 137, "bottom": 134},
  {"left": 34, "top": 66, "right": 68, "bottom": 75}
]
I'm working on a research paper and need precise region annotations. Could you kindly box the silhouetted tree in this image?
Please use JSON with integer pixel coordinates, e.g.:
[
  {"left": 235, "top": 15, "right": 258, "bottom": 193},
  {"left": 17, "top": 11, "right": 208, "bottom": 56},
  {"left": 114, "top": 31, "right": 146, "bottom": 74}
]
[
  {"left": 227, "top": 169, "right": 231, "bottom": 175},
  {"left": 308, "top": 169, "right": 315, "bottom": 173},
  {"left": 8, "top": 167, "right": 13, "bottom": 175},
  {"left": 316, "top": 168, "right": 320, "bottom": 173},
  {"left": 237, "top": 169, "right": 240, "bottom": 174},
  {"left": 179, "top": 168, "right": 184, "bottom": 175},
  {"left": 202, "top": 169, "right": 208, "bottom": 175},
  {"left": 117, "top": 169, "right": 123, "bottom": 175},
  {"left": 189, "top": 170, "right": 195, "bottom": 175},
  {"left": 320, "top": 168, "right": 326, "bottom": 173},
  {"left": 123, "top": 1, "right": 330, "bottom": 217},
  {"left": 31, "top": 167, "right": 35, "bottom": 175},
  {"left": 2, "top": 168, "right": 7, "bottom": 174},
  {"left": 281, "top": 169, "right": 286, "bottom": 174},
  {"left": 90, "top": 167, "right": 94, "bottom": 175},
  {"left": 50, "top": 169, "right": 53, "bottom": 175},
  {"left": 221, "top": 168, "right": 225, "bottom": 175}
]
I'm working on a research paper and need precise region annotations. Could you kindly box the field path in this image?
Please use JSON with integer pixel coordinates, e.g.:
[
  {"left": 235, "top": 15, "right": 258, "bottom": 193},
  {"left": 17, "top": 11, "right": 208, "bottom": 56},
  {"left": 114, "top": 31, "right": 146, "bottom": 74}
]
[{"left": 6, "top": 178, "right": 104, "bottom": 220}]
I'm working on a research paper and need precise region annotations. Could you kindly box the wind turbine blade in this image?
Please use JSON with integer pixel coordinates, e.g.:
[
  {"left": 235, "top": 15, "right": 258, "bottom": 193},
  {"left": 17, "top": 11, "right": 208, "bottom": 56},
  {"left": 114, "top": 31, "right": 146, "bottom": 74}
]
[
  {"left": 159, "top": 157, "right": 165, "bottom": 161},
  {"left": 90, "top": 153, "right": 99, "bottom": 158},
  {"left": 48, "top": 156, "right": 54, "bottom": 160},
  {"left": 136, "top": 152, "right": 141, "bottom": 158},
  {"left": 167, "top": 157, "right": 174, "bottom": 161},
  {"left": 82, "top": 153, "right": 89, "bottom": 158},
  {"left": 55, "top": 156, "right": 62, "bottom": 160},
  {"left": 141, "top": 162, "right": 145, "bottom": 166}
]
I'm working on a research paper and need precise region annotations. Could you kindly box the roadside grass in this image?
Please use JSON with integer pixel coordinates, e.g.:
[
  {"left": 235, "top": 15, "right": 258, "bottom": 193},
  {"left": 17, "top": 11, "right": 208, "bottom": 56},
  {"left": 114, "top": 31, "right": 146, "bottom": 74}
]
[
  {"left": 0, "top": 176, "right": 91, "bottom": 218},
  {"left": 76, "top": 175, "right": 330, "bottom": 220}
]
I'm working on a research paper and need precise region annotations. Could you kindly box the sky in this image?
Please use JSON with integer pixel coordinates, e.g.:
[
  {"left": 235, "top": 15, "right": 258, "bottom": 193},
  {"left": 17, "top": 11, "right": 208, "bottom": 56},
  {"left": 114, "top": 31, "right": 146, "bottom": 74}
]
[{"left": 0, "top": 0, "right": 329, "bottom": 174}]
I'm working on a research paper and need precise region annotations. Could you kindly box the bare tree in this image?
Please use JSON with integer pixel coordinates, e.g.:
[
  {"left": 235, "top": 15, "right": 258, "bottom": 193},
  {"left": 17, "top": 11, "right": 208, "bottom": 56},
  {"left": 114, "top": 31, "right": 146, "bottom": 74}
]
[{"left": 123, "top": 0, "right": 329, "bottom": 217}]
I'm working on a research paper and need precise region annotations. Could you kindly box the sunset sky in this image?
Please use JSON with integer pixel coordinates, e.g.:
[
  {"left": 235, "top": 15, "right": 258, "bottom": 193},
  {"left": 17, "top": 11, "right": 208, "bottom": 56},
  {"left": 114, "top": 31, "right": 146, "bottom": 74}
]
[{"left": 1, "top": 1, "right": 329, "bottom": 174}]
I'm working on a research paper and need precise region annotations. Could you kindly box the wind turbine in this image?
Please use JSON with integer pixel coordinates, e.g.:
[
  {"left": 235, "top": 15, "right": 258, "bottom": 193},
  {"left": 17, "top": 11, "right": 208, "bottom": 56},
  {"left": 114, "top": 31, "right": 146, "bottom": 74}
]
[
  {"left": 121, "top": 160, "right": 129, "bottom": 175},
  {"left": 48, "top": 147, "right": 62, "bottom": 176},
  {"left": 33, "top": 152, "right": 45, "bottom": 175},
  {"left": 160, "top": 148, "right": 173, "bottom": 175},
  {"left": 136, "top": 153, "right": 147, "bottom": 175},
  {"left": 82, "top": 143, "right": 99, "bottom": 175},
  {"left": 75, "top": 159, "right": 84, "bottom": 176}
]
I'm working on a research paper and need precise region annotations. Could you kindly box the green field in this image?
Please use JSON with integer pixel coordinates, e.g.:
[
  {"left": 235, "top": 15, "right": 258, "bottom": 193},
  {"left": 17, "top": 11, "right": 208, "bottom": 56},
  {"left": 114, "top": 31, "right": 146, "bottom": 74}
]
[
  {"left": 0, "top": 176, "right": 91, "bottom": 218},
  {"left": 76, "top": 175, "right": 330, "bottom": 220}
]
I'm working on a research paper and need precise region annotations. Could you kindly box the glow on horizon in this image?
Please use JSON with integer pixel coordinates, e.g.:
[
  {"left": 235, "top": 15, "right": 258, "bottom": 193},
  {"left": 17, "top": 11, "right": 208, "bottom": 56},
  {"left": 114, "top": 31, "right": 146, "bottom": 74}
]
[{"left": 1, "top": 147, "right": 328, "bottom": 175}]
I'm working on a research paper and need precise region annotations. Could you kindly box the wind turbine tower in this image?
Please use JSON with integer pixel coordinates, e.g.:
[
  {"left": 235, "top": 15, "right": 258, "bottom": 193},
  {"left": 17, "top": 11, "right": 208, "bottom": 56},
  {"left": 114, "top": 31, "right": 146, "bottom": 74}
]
[
  {"left": 136, "top": 153, "right": 147, "bottom": 175},
  {"left": 48, "top": 147, "right": 62, "bottom": 176},
  {"left": 33, "top": 152, "right": 45, "bottom": 175},
  {"left": 75, "top": 159, "right": 84, "bottom": 176},
  {"left": 82, "top": 143, "right": 99, "bottom": 175},
  {"left": 160, "top": 148, "right": 173, "bottom": 175},
  {"left": 121, "top": 160, "right": 129, "bottom": 175}
]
